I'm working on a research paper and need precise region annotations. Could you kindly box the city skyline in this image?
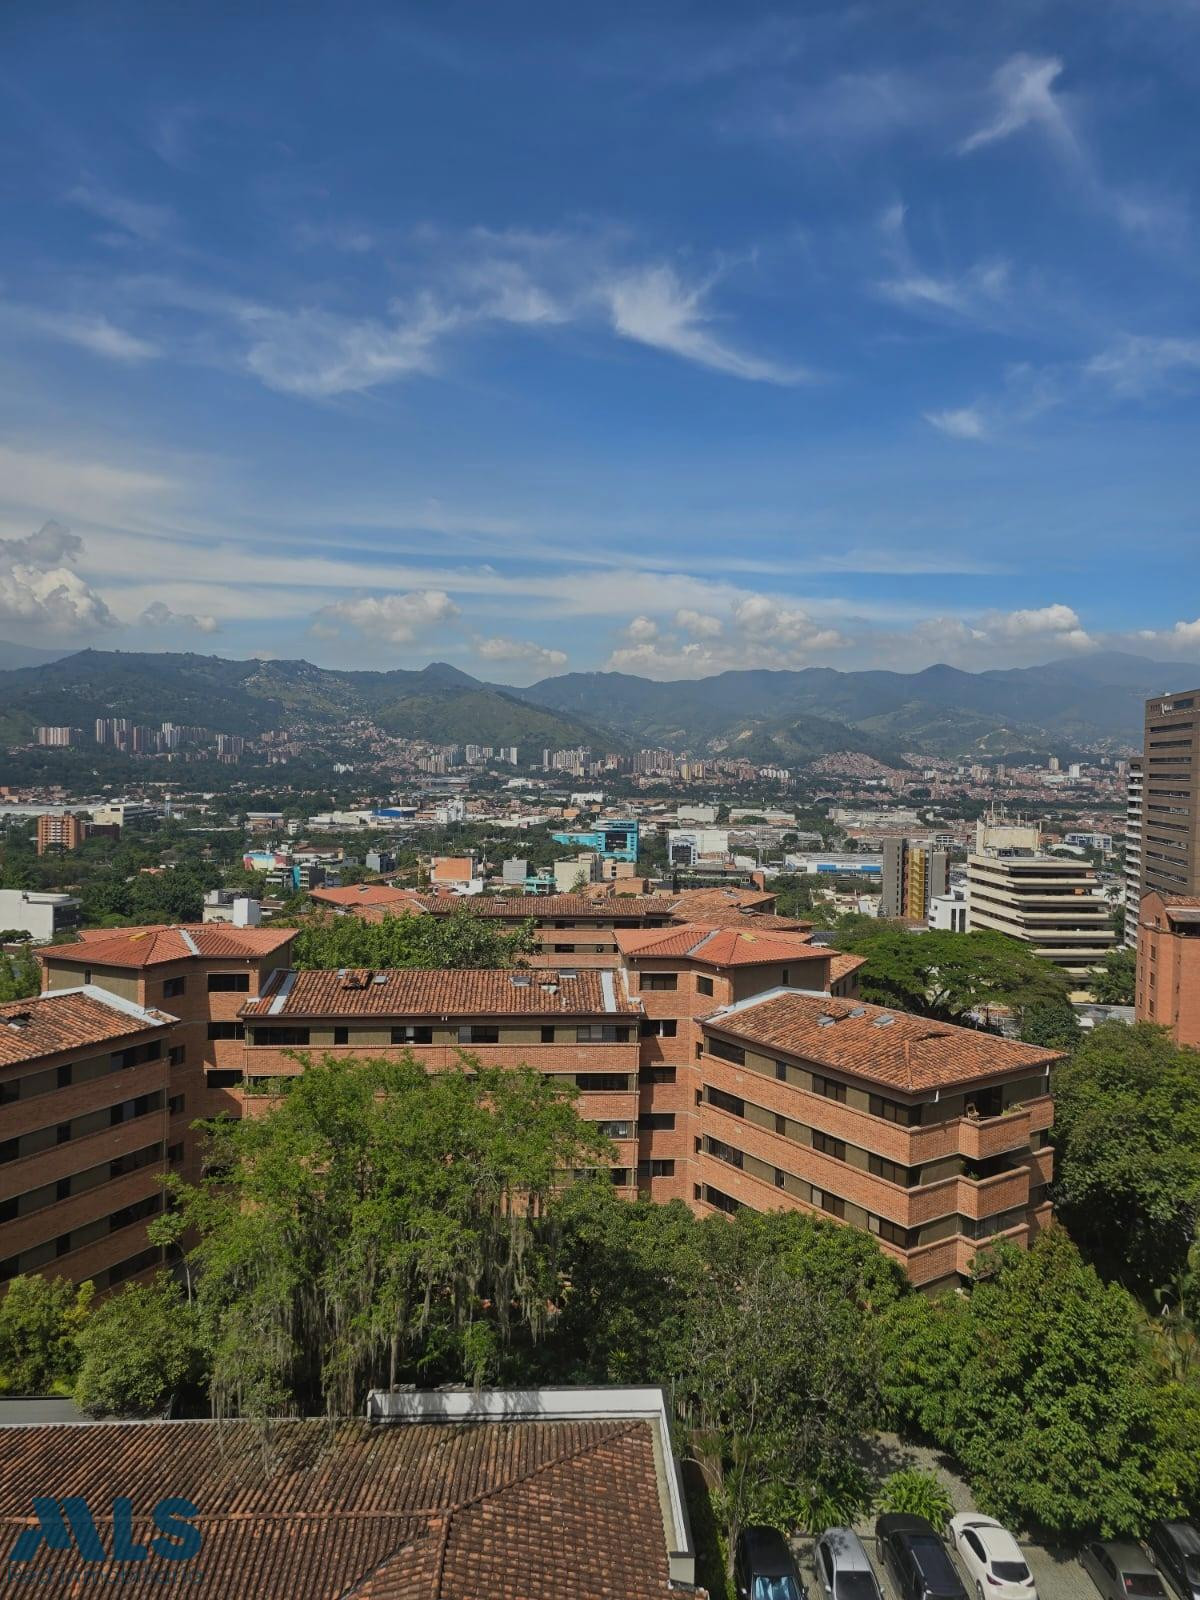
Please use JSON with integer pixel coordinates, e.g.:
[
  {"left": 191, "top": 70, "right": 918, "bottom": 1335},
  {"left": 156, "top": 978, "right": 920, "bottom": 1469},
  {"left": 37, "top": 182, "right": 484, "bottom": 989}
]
[{"left": 3, "top": 3, "right": 1199, "bottom": 680}]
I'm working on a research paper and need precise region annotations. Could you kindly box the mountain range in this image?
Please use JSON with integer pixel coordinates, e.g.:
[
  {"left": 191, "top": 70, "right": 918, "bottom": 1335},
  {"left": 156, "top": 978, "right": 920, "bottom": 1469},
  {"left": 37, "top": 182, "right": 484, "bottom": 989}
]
[{"left": 0, "top": 645, "right": 1195, "bottom": 763}]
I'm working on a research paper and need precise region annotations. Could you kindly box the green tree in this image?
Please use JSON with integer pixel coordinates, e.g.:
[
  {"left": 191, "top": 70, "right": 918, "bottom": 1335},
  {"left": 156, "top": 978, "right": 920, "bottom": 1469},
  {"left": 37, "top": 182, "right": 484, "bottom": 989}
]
[
  {"left": 178, "top": 1053, "right": 612, "bottom": 1418},
  {"left": 1019, "top": 1002, "right": 1082, "bottom": 1053},
  {"left": 74, "top": 1276, "right": 206, "bottom": 1417},
  {"left": 1053, "top": 1023, "right": 1200, "bottom": 1293},
  {"left": 1088, "top": 946, "right": 1137, "bottom": 1006},
  {"left": 0, "top": 945, "right": 40, "bottom": 1002},
  {"left": 832, "top": 927, "right": 1070, "bottom": 1024},
  {"left": 288, "top": 907, "right": 533, "bottom": 970},
  {"left": 0, "top": 1276, "right": 93, "bottom": 1393}
]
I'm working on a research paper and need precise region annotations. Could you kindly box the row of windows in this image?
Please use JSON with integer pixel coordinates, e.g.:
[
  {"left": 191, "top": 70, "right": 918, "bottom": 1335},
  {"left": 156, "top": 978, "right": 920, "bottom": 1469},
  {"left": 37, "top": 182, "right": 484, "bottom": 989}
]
[
  {"left": 704, "top": 1085, "right": 923, "bottom": 1184},
  {"left": 243, "top": 1023, "right": 636, "bottom": 1048},
  {"left": 706, "top": 1054, "right": 921, "bottom": 1126},
  {"left": 0, "top": 1191, "right": 163, "bottom": 1283},
  {"left": 638, "top": 972, "right": 717, "bottom": 996},
  {"left": 637, "top": 1159, "right": 675, "bottom": 1179},
  {"left": 0, "top": 1141, "right": 169, "bottom": 1225},
  {"left": 162, "top": 972, "right": 252, "bottom": 998},
  {"left": 0, "top": 1091, "right": 166, "bottom": 1166},
  {"left": 0, "top": 1039, "right": 165, "bottom": 1108}
]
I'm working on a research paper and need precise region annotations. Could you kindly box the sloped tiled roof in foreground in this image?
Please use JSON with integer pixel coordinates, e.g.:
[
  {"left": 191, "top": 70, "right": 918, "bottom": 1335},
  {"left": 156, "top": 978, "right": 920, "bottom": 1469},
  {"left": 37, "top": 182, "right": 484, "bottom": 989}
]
[
  {"left": 42, "top": 924, "right": 298, "bottom": 969},
  {"left": 0, "top": 1416, "right": 677, "bottom": 1600}
]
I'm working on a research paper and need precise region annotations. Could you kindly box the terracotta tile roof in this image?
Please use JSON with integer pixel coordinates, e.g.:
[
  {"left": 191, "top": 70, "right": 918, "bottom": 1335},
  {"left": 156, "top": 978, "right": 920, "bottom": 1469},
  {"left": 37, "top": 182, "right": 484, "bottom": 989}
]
[
  {"left": 829, "top": 951, "right": 868, "bottom": 982},
  {"left": 0, "top": 1417, "right": 676, "bottom": 1600},
  {"left": 42, "top": 923, "right": 298, "bottom": 970},
  {"left": 706, "top": 990, "right": 1061, "bottom": 1093},
  {"left": 418, "top": 894, "right": 675, "bottom": 920},
  {"left": 616, "top": 922, "right": 830, "bottom": 969},
  {"left": 242, "top": 966, "right": 639, "bottom": 1019},
  {"left": 311, "top": 884, "right": 427, "bottom": 911},
  {"left": 0, "top": 988, "right": 170, "bottom": 1069},
  {"left": 663, "top": 887, "right": 805, "bottom": 924}
]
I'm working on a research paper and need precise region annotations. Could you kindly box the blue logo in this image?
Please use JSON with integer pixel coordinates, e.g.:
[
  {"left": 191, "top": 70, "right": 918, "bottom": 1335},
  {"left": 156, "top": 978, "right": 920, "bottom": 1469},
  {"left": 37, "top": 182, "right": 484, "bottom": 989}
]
[{"left": 7, "top": 1497, "right": 202, "bottom": 1573}]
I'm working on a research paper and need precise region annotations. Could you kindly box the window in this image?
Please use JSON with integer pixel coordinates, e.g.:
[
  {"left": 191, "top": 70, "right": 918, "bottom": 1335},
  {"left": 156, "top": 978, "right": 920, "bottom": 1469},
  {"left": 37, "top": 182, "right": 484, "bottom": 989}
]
[
  {"left": 56, "top": 1064, "right": 72, "bottom": 1089},
  {"left": 576, "top": 1025, "right": 631, "bottom": 1043},
  {"left": 208, "top": 1022, "right": 245, "bottom": 1041},
  {"left": 392, "top": 1025, "right": 433, "bottom": 1045},
  {"left": 708, "top": 1086, "right": 745, "bottom": 1118},
  {"left": 168, "top": 1045, "right": 186, "bottom": 1067},
  {"left": 869, "top": 1154, "right": 913, "bottom": 1187},
  {"left": 869, "top": 1094, "right": 917, "bottom": 1125},
  {"left": 639, "top": 1065, "right": 676, "bottom": 1085},
  {"left": 640, "top": 973, "right": 678, "bottom": 991},
  {"left": 251, "top": 1027, "right": 309, "bottom": 1047},
  {"left": 775, "top": 1060, "right": 788, "bottom": 1081},
  {"left": 708, "top": 1036, "right": 746, "bottom": 1066},
  {"left": 781, "top": 968, "right": 790, "bottom": 986},
  {"left": 167, "top": 1143, "right": 184, "bottom": 1165},
  {"left": 334, "top": 1026, "right": 349, "bottom": 1047},
  {"left": 813, "top": 1189, "right": 845, "bottom": 1219},
  {"left": 575, "top": 1073, "right": 632, "bottom": 1092},
  {"left": 168, "top": 1094, "right": 185, "bottom": 1116},
  {"left": 540, "top": 1025, "right": 556, "bottom": 1043},
  {"left": 162, "top": 975, "right": 186, "bottom": 999},
  {"left": 594, "top": 1120, "right": 631, "bottom": 1138},
  {"left": 639, "top": 1018, "right": 678, "bottom": 1037},
  {"left": 56, "top": 1123, "right": 72, "bottom": 1144},
  {"left": 703, "top": 1184, "right": 742, "bottom": 1215},
  {"left": 812, "top": 1131, "right": 846, "bottom": 1161},
  {"left": 207, "top": 973, "right": 250, "bottom": 992},
  {"left": 696, "top": 975, "right": 714, "bottom": 996},
  {"left": 459, "top": 1025, "right": 499, "bottom": 1044},
  {"left": 608, "top": 1168, "right": 631, "bottom": 1187},
  {"left": 706, "top": 1136, "right": 744, "bottom": 1169},
  {"left": 869, "top": 1215, "right": 912, "bottom": 1247},
  {"left": 637, "top": 1159, "right": 675, "bottom": 1178},
  {"left": 811, "top": 1074, "right": 847, "bottom": 1103},
  {"left": 639, "top": 1112, "right": 676, "bottom": 1131},
  {"left": 56, "top": 1176, "right": 72, "bottom": 1201}
]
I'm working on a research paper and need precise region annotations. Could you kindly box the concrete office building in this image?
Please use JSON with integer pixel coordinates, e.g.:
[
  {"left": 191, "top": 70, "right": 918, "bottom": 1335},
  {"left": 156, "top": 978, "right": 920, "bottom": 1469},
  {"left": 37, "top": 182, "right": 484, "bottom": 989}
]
[
  {"left": 880, "top": 839, "right": 949, "bottom": 921},
  {"left": 1, "top": 989, "right": 177, "bottom": 1291},
  {"left": 1141, "top": 689, "right": 1200, "bottom": 902},
  {"left": 967, "top": 818, "right": 1116, "bottom": 986},
  {"left": 1124, "top": 755, "right": 1144, "bottom": 950},
  {"left": 0, "top": 888, "right": 81, "bottom": 943}
]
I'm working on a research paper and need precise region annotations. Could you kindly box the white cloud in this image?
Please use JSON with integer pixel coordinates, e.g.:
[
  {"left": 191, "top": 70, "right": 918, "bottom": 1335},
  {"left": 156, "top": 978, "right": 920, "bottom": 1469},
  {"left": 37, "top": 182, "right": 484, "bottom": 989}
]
[
  {"left": 924, "top": 406, "right": 988, "bottom": 440},
  {"left": 0, "top": 305, "right": 159, "bottom": 362},
  {"left": 474, "top": 635, "right": 568, "bottom": 671},
  {"left": 0, "top": 521, "right": 119, "bottom": 634},
  {"left": 313, "top": 589, "right": 460, "bottom": 645},
  {"left": 675, "top": 608, "right": 723, "bottom": 638},
  {"left": 1086, "top": 336, "right": 1200, "bottom": 398},
  {"left": 138, "top": 599, "right": 219, "bottom": 634},
  {"left": 877, "top": 204, "right": 1011, "bottom": 326},
  {"left": 988, "top": 602, "right": 1092, "bottom": 649},
  {"left": 67, "top": 183, "right": 175, "bottom": 244},
  {"left": 730, "top": 594, "right": 844, "bottom": 649},
  {"left": 604, "top": 265, "right": 807, "bottom": 384},
  {"left": 238, "top": 298, "right": 456, "bottom": 398},
  {"left": 960, "top": 55, "right": 1078, "bottom": 158},
  {"left": 624, "top": 615, "right": 660, "bottom": 642},
  {"left": 0, "top": 444, "right": 174, "bottom": 523}
]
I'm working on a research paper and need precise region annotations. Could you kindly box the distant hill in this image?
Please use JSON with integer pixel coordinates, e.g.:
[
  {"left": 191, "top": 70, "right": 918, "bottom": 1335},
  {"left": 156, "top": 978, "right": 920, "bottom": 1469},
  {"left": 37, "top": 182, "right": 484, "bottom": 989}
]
[
  {"left": 0, "top": 651, "right": 606, "bottom": 754},
  {"left": 510, "top": 651, "right": 1200, "bottom": 759},
  {"left": 3, "top": 647, "right": 1194, "bottom": 764},
  {"left": 0, "top": 639, "right": 76, "bottom": 671}
]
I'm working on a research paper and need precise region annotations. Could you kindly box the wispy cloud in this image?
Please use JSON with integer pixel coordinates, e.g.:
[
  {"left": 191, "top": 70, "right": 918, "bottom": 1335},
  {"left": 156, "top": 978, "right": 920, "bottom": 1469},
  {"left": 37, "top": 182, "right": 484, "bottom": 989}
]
[
  {"left": 1085, "top": 335, "right": 1200, "bottom": 397},
  {"left": 138, "top": 599, "right": 219, "bottom": 634},
  {"left": 877, "top": 204, "right": 1011, "bottom": 327},
  {"left": 474, "top": 635, "right": 567, "bottom": 672},
  {"left": 1, "top": 303, "right": 159, "bottom": 362},
  {"left": 960, "top": 55, "right": 1079, "bottom": 158},
  {"left": 924, "top": 405, "right": 989, "bottom": 440},
  {"left": 312, "top": 589, "right": 460, "bottom": 645},
  {"left": 67, "top": 182, "right": 176, "bottom": 244}
]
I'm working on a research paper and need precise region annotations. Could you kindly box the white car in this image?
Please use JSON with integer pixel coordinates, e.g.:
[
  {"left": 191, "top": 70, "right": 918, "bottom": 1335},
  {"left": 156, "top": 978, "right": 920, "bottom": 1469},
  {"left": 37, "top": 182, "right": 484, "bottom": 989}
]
[{"left": 948, "top": 1515, "right": 1037, "bottom": 1600}]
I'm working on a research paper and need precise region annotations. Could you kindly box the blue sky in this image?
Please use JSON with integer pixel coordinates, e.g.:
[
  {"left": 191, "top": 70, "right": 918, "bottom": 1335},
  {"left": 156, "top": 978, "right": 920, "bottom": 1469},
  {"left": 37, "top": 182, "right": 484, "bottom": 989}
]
[{"left": 2, "top": 1, "right": 1199, "bottom": 682}]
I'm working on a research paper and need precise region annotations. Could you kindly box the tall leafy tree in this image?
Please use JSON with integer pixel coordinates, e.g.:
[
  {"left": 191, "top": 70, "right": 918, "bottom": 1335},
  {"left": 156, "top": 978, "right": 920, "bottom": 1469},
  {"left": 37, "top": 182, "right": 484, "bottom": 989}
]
[
  {"left": 1088, "top": 946, "right": 1137, "bottom": 1006},
  {"left": 0, "top": 1276, "right": 93, "bottom": 1393},
  {"left": 832, "top": 927, "right": 1070, "bottom": 1023},
  {"left": 177, "top": 1053, "right": 611, "bottom": 1417},
  {"left": 0, "top": 945, "right": 40, "bottom": 1002},
  {"left": 1053, "top": 1022, "right": 1200, "bottom": 1293},
  {"left": 288, "top": 907, "right": 533, "bottom": 970},
  {"left": 74, "top": 1276, "right": 206, "bottom": 1418}
]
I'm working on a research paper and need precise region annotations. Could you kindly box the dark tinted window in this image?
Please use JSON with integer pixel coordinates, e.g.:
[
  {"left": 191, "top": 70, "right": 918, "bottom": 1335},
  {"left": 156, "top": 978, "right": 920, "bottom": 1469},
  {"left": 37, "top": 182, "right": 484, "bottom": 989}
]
[
  {"left": 1124, "top": 1578, "right": 1166, "bottom": 1597},
  {"left": 839, "top": 1575, "right": 881, "bottom": 1600}
]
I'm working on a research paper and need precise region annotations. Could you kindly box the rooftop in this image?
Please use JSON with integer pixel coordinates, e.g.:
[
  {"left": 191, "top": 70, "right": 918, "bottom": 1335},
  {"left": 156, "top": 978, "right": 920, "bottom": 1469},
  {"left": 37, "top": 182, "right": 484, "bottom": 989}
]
[
  {"left": 42, "top": 923, "right": 298, "bottom": 970},
  {"left": 310, "top": 883, "right": 427, "bottom": 910},
  {"left": 0, "top": 1388, "right": 688, "bottom": 1599},
  {"left": 704, "top": 989, "right": 1061, "bottom": 1093},
  {"left": 243, "top": 965, "right": 639, "bottom": 1019},
  {"left": 0, "top": 986, "right": 172, "bottom": 1069},
  {"left": 616, "top": 922, "right": 830, "bottom": 969},
  {"left": 418, "top": 893, "right": 675, "bottom": 920}
]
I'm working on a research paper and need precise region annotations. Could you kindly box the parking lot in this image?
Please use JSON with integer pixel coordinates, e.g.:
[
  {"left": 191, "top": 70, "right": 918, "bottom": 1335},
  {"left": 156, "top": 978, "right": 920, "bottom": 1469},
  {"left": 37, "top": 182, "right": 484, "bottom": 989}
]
[{"left": 789, "top": 1436, "right": 1100, "bottom": 1600}]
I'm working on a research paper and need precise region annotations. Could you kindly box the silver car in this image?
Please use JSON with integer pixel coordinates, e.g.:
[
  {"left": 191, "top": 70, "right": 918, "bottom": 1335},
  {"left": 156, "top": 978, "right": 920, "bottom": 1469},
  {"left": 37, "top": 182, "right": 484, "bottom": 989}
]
[
  {"left": 815, "top": 1528, "right": 885, "bottom": 1600},
  {"left": 1081, "top": 1542, "right": 1169, "bottom": 1600}
]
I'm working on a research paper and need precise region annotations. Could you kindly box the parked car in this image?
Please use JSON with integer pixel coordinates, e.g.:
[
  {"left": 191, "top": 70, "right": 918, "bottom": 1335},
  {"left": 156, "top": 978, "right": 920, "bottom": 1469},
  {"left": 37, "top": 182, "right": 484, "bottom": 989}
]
[
  {"left": 1146, "top": 1521, "right": 1200, "bottom": 1600},
  {"left": 1081, "top": 1542, "right": 1169, "bottom": 1600},
  {"left": 876, "top": 1514, "right": 969, "bottom": 1600},
  {"left": 948, "top": 1515, "right": 1037, "bottom": 1600},
  {"left": 735, "top": 1525, "right": 807, "bottom": 1600},
  {"left": 815, "top": 1527, "right": 884, "bottom": 1600}
]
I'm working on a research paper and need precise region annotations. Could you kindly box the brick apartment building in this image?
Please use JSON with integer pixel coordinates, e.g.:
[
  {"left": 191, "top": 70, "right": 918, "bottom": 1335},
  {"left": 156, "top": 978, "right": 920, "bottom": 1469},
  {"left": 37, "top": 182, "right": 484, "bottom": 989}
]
[
  {"left": 1135, "top": 890, "right": 1200, "bottom": 1048},
  {"left": 39, "top": 924, "right": 298, "bottom": 1179},
  {"left": 1, "top": 989, "right": 176, "bottom": 1290},
  {"left": 9, "top": 900, "right": 1059, "bottom": 1295}
]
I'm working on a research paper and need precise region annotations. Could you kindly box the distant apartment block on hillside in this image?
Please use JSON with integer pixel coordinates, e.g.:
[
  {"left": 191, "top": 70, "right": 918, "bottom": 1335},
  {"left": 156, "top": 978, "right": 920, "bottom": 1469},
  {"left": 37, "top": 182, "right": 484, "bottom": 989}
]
[{"left": 880, "top": 838, "right": 949, "bottom": 921}]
